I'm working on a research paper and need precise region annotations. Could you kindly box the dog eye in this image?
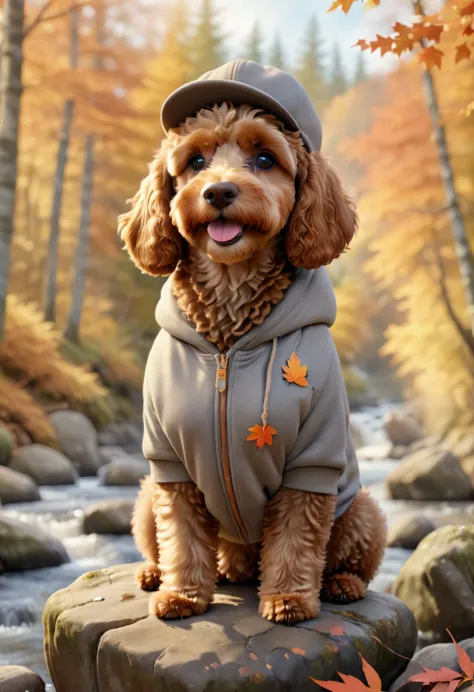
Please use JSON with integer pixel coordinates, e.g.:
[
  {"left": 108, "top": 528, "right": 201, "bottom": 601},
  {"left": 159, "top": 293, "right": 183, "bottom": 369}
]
[
  {"left": 188, "top": 154, "right": 206, "bottom": 171},
  {"left": 255, "top": 152, "right": 277, "bottom": 171}
]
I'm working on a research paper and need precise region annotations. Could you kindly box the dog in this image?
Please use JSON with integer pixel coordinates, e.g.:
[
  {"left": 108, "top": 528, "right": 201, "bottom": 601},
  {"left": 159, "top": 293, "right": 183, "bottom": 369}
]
[{"left": 119, "top": 60, "right": 386, "bottom": 625}]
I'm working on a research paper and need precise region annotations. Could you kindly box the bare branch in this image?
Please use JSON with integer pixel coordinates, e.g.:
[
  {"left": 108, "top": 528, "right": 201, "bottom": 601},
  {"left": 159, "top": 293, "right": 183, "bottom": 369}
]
[{"left": 24, "top": 0, "right": 91, "bottom": 37}]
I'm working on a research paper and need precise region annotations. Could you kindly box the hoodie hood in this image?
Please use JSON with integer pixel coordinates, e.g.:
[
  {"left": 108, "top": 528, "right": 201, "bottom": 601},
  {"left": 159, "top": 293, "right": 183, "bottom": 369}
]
[{"left": 155, "top": 267, "right": 337, "bottom": 355}]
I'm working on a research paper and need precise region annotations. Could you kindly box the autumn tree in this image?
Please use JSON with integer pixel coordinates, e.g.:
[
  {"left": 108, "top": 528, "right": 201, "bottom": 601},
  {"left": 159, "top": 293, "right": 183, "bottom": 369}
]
[
  {"left": 328, "top": 43, "right": 347, "bottom": 98},
  {"left": 269, "top": 34, "right": 285, "bottom": 69},
  {"left": 244, "top": 22, "right": 263, "bottom": 64},
  {"left": 191, "top": 0, "right": 226, "bottom": 77},
  {"left": 295, "top": 15, "right": 326, "bottom": 110}
]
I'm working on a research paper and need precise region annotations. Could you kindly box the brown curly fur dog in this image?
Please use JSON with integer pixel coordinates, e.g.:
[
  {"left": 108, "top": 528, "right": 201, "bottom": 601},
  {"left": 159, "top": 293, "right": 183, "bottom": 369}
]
[{"left": 119, "top": 103, "right": 386, "bottom": 624}]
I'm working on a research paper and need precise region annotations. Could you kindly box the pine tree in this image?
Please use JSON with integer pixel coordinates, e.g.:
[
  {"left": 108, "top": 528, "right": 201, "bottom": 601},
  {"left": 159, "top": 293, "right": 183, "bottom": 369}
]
[
  {"left": 269, "top": 34, "right": 285, "bottom": 70},
  {"left": 244, "top": 22, "right": 263, "bottom": 64},
  {"left": 295, "top": 15, "right": 326, "bottom": 109},
  {"left": 191, "top": 0, "right": 226, "bottom": 77},
  {"left": 328, "top": 43, "right": 347, "bottom": 98},
  {"left": 354, "top": 52, "right": 367, "bottom": 85}
]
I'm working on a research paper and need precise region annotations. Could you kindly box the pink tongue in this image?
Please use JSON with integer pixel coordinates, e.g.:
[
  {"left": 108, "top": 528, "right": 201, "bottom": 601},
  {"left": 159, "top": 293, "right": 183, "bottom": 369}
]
[{"left": 207, "top": 219, "right": 243, "bottom": 243}]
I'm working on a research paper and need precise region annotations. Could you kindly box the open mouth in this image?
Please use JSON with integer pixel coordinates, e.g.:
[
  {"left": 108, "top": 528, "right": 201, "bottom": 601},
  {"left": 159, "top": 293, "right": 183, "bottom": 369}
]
[{"left": 206, "top": 219, "right": 244, "bottom": 246}]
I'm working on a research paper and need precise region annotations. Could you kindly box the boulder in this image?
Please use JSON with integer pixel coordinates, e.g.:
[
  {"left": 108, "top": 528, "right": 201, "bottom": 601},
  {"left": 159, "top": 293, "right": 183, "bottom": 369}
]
[
  {"left": 99, "top": 459, "right": 148, "bottom": 486},
  {"left": 0, "top": 666, "right": 45, "bottom": 692},
  {"left": 83, "top": 499, "right": 134, "bottom": 535},
  {"left": 389, "top": 637, "right": 474, "bottom": 691},
  {"left": 0, "top": 424, "right": 14, "bottom": 466},
  {"left": 43, "top": 562, "right": 417, "bottom": 692},
  {"left": 0, "top": 515, "right": 69, "bottom": 571},
  {"left": 0, "top": 466, "right": 40, "bottom": 504},
  {"left": 98, "top": 445, "right": 130, "bottom": 466},
  {"left": 387, "top": 515, "right": 436, "bottom": 550},
  {"left": 49, "top": 410, "right": 100, "bottom": 476},
  {"left": 386, "top": 447, "right": 472, "bottom": 501},
  {"left": 384, "top": 411, "right": 424, "bottom": 446},
  {"left": 10, "top": 444, "right": 78, "bottom": 486},
  {"left": 98, "top": 422, "right": 143, "bottom": 451},
  {"left": 393, "top": 525, "right": 474, "bottom": 641}
]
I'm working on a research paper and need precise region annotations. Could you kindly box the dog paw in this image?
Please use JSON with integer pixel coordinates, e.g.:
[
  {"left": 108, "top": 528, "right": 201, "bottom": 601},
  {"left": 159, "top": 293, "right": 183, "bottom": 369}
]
[
  {"left": 321, "top": 572, "right": 366, "bottom": 604},
  {"left": 136, "top": 563, "right": 161, "bottom": 592},
  {"left": 149, "top": 589, "right": 210, "bottom": 619},
  {"left": 259, "top": 592, "right": 319, "bottom": 625},
  {"left": 218, "top": 564, "right": 258, "bottom": 584}
]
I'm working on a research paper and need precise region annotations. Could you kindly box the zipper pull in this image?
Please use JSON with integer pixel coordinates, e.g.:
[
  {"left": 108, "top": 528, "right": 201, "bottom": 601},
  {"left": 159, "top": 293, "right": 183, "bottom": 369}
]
[{"left": 215, "top": 353, "right": 229, "bottom": 393}]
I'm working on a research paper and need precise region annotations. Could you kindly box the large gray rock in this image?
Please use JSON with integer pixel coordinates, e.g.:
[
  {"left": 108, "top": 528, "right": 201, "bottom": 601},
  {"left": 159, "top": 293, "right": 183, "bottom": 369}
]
[
  {"left": 98, "top": 459, "right": 148, "bottom": 486},
  {"left": 49, "top": 410, "right": 100, "bottom": 476},
  {"left": 10, "top": 444, "right": 78, "bottom": 486},
  {"left": 0, "top": 665, "right": 45, "bottom": 692},
  {"left": 0, "top": 515, "right": 69, "bottom": 571},
  {"left": 0, "top": 466, "right": 40, "bottom": 504},
  {"left": 389, "top": 637, "right": 474, "bottom": 691},
  {"left": 98, "top": 445, "right": 130, "bottom": 466},
  {"left": 83, "top": 499, "right": 134, "bottom": 535},
  {"left": 384, "top": 411, "right": 424, "bottom": 446},
  {"left": 393, "top": 525, "right": 474, "bottom": 641},
  {"left": 387, "top": 515, "right": 436, "bottom": 550},
  {"left": 43, "top": 562, "right": 417, "bottom": 692},
  {"left": 98, "top": 422, "right": 143, "bottom": 451},
  {"left": 386, "top": 446, "right": 472, "bottom": 501}
]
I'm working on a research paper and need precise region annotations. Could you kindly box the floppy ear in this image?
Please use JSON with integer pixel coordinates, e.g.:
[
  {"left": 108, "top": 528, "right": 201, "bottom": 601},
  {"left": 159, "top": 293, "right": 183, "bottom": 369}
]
[
  {"left": 285, "top": 148, "right": 358, "bottom": 269},
  {"left": 118, "top": 144, "right": 183, "bottom": 276}
]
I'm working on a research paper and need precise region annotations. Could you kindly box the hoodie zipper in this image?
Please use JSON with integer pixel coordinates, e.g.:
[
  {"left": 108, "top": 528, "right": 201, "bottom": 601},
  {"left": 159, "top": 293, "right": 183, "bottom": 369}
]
[{"left": 215, "top": 353, "right": 248, "bottom": 543}]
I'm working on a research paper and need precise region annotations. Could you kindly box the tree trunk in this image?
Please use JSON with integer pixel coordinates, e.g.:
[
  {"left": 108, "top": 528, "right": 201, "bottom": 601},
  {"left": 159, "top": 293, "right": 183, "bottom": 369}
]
[
  {"left": 0, "top": 0, "right": 25, "bottom": 340},
  {"left": 422, "top": 66, "right": 474, "bottom": 340},
  {"left": 43, "top": 6, "right": 79, "bottom": 323},
  {"left": 64, "top": 134, "right": 94, "bottom": 342}
]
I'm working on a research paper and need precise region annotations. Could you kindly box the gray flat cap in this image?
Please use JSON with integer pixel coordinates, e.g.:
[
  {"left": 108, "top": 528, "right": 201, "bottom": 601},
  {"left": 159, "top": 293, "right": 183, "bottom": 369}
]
[{"left": 161, "top": 59, "right": 322, "bottom": 152}]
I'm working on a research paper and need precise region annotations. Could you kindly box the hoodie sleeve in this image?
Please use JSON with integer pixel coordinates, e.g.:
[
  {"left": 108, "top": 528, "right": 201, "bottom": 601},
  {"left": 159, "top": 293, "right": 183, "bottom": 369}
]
[
  {"left": 142, "top": 352, "right": 191, "bottom": 484},
  {"left": 282, "top": 341, "right": 355, "bottom": 498}
]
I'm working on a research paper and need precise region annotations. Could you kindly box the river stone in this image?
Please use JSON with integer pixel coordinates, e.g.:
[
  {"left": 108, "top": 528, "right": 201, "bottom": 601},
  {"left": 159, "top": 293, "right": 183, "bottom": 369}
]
[
  {"left": 0, "top": 515, "right": 69, "bottom": 571},
  {"left": 386, "top": 447, "right": 472, "bottom": 501},
  {"left": 43, "top": 562, "right": 417, "bottom": 692},
  {"left": 49, "top": 410, "right": 100, "bottom": 476},
  {"left": 98, "top": 459, "right": 148, "bottom": 486},
  {"left": 98, "top": 422, "right": 143, "bottom": 451},
  {"left": 393, "top": 525, "right": 474, "bottom": 641},
  {"left": 387, "top": 515, "right": 436, "bottom": 550},
  {"left": 0, "top": 466, "right": 40, "bottom": 504},
  {"left": 10, "top": 444, "right": 78, "bottom": 486},
  {"left": 389, "top": 637, "right": 474, "bottom": 691},
  {"left": 0, "top": 665, "right": 45, "bottom": 692},
  {"left": 384, "top": 411, "right": 424, "bottom": 446},
  {"left": 83, "top": 499, "right": 134, "bottom": 535},
  {"left": 98, "top": 445, "right": 130, "bottom": 466}
]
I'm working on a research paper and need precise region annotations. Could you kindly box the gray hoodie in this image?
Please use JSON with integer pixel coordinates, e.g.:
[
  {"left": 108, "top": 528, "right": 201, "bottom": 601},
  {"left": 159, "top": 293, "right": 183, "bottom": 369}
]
[{"left": 143, "top": 266, "right": 360, "bottom": 545}]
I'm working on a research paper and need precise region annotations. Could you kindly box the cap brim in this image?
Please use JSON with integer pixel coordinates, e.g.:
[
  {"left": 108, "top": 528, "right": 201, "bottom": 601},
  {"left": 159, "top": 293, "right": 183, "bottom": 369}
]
[{"left": 161, "top": 79, "right": 300, "bottom": 137}]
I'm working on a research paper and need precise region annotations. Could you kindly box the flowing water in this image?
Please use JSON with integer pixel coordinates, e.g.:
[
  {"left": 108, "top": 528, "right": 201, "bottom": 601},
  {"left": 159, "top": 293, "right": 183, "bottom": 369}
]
[{"left": 0, "top": 405, "right": 471, "bottom": 689}]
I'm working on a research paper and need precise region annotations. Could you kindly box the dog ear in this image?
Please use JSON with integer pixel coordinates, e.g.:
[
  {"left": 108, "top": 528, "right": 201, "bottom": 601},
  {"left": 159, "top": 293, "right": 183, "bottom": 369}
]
[
  {"left": 285, "top": 148, "right": 358, "bottom": 269},
  {"left": 118, "top": 143, "right": 183, "bottom": 276}
]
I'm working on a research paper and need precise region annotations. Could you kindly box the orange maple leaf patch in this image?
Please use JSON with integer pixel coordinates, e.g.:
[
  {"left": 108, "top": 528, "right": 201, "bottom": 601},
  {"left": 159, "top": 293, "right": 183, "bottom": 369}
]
[
  {"left": 311, "top": 655, "right": 382, "bottom": 691},
  {"left": 282, "top": 352, "right": 308, "bottom": 387},
  {"left": 247, "top": 424, "right": 277, "bottom": 449}
]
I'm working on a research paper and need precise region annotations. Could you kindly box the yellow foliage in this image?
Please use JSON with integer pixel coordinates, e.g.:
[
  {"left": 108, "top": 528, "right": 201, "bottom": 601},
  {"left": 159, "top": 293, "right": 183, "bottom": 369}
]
[
  {"left": 0, "top": 373, "right": 56, "bottom": 445},
  {"left": 332, "top": 276, "right": 370, "bottom": 364}
]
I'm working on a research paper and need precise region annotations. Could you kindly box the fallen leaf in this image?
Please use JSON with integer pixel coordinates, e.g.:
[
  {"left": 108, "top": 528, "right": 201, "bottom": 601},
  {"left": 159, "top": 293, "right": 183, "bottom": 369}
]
[
  {"left": 408, "top": 667, "right": 462, "bottom": 684},
  {"left": 360, "top": 655, "right": 382, "bottom": 691},
  {"left": 249, "top": 653, "right": 258, "bottom": 661},
  {"left": 120, "top": 593, "right": 135, "bottom": 601},
  {"left": 266, "top": 664, "right": 273, "bottom": 670},
  {"left": 330, "top": 626, "right": 345, "bottom": 636},
  {"left": 447, "top": 629, "right": 474, "bottom": 678},
  {"left": 247, "top": 423, "right": 277, "bottom": 449},
  {"left": 239, "top": 666, "right": 251, "bottom": 677},
  {"left": 291, "top": 648, "right": 306, "bottom": 656},
  {"left": 310, "top": 656, "right": 382, "bottom": 691},
  {"left": 282, "top": 352, "right": 308, "bottom": 387}
]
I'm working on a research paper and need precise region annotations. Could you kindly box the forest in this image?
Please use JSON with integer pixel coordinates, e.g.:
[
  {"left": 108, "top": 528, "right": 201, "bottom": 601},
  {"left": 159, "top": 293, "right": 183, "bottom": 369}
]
[{"left": 0, "top": 0, "right": 473, "bottom": 447}]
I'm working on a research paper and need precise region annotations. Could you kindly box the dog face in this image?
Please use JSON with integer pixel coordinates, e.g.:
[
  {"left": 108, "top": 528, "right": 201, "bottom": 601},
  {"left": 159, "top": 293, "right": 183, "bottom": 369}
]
[{"left": 119, "top": 103, "right": 357, "bottom": 274}]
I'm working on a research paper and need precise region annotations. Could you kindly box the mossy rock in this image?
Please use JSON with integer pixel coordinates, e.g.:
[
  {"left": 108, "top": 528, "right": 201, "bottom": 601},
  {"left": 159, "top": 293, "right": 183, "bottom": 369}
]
[
  {"left": 0, "top": 665, "right": 45, "bottom": 692},
  {"left": 0, "top": 515, "right": 69, "bottom": 571},
  {"left": 43, "top": 562, "right": 417, "bottom": 692},
  {"left": 393, "top": 524, "right": 474, "bottom": 641},
  {"left": 0, "top": 425, "right": 14, "bottom": 466}
]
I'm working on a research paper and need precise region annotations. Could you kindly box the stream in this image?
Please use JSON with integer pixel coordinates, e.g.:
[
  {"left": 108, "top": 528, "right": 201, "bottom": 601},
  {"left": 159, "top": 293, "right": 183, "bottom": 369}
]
[{"left": 0, "top": 404, "right": 471, "bottom": 689}]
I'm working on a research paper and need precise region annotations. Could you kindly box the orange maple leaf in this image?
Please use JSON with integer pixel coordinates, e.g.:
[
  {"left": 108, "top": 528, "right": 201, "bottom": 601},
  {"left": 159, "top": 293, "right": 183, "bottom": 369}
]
[
  {"left": 447, "top": 629, "right": 474, "bottom": 678},
  {"left": 353, "top": 39, "right": 370, "bottom": 50},
  {"left": 459, "top": 2, "right": 474, "bottom": 17},
  {"left": 328, "top": 0, "right": 358, "bottom": 13},
  {"left": 418, "top": 45, "right": 444, "bottom": 69},
  {"left": 455, "top": 42, "right": 471, "bottom": 63},
  {"left": 246, "top": 423, "right": 277, "bottom": 449},
  {"left": 310, "top": 655, "right": 382, "bottom": 691},
  {"left": 369, "top": 34, "right": 394, "bottom": 56},
  {"left": 282, "top": 352, "right": 308, "bottom": 387}
]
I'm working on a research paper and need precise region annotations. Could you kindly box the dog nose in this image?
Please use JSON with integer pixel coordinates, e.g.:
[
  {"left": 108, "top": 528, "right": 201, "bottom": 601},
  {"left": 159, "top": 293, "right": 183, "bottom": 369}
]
[{"left": 202, "top": 182, "right": 239, "bottom": 209}]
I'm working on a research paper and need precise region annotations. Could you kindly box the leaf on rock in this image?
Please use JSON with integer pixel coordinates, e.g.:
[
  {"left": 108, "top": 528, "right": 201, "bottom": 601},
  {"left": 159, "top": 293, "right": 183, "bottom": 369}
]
[
  {"left": 408, "top": 667, "right": 462, "bottom": 684},
  {"left": 291, "top": 648, "right": 306, "bottom": 656},
  {"left": 246, "top": 423, "right": 277, "bottom": 448},
  {"left": 447, "top": 629, "right": 474, "bottom": 677},
  {"left": 310, "top": 657, "right": 382, "bottom": 690},
  {"left": 360, "top": 655, "right": 382, "bottom": 691},
  {"left": 282, "top": 352, "right": 308, "bottom": 387},
  {"left": 121, "top": 593, "right": 135, "bottom": 601}
]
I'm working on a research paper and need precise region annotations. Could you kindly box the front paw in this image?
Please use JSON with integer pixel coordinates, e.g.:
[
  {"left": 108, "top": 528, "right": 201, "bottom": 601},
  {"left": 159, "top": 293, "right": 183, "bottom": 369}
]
[
  {"left": 259, "top": 592, "right": 319, "bottom": 625},
  {"left": 149, "top": 589, "right": 210, "bottom": 619}
]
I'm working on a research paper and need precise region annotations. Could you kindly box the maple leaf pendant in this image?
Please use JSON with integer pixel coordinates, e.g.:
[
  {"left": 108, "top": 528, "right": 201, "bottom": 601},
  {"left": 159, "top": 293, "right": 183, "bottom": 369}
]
[
  {"left": 282, "top": 352, "right": 308, "bottom": 387},
  {"left": 247, "top": 423, "right": 277, "bottom": 449}
]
